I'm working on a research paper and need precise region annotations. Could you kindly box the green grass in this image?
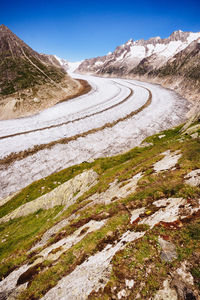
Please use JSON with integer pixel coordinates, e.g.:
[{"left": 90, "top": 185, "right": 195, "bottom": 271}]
[
  {"left": 191, "top": 267, "right": 200, "bottom": 288},
  {"left": 0, "top": 206, "right": 63, "bottom": 279},
  {"left": 0, "top": 52, "right": 65, "bottom": 95}
]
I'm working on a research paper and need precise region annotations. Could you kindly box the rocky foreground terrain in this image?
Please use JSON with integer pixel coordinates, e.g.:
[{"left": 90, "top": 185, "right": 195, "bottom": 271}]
[
  {"left": 0, "top": 25, "right": 89, "bottom": 120},
  {"left": 0, "top": 120, "right": 199, "bottom": 299},
  {"left": 77, "top": 30, "right": 200, "bottom": 105}
]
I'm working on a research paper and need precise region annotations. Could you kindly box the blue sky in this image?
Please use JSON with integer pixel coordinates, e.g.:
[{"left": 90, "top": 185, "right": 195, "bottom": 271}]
[{"left": 1, "top": 0, "right": 200, "bottom": 61}]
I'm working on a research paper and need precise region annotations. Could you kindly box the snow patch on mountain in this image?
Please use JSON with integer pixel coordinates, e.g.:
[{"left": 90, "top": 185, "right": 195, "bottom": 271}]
[
  {"left": 77, "top": 30, "right": 200, "bottom": 74},
  {"left": 68, "top": 61, "right": 83, "bottom": 73},
  {"left": 53, "top": 55, "right": 82, "bottom": 73}
]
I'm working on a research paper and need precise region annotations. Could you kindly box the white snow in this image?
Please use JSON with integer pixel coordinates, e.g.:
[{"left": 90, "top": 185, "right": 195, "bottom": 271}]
[
  {"left": 146, "top": 44, "right": 155, "bottom": 56},
  {"left": 116, "top": 51, "right": 127, "bottom": 61},
  {"left": 68, "top": 61, "right": 83, "bottom": 72},
  {"left": 125, "top": 31, "right": 200, "bottom": 61},
  {"left": 94, "top": 61, "right": 103, "bottom": 66},
  {"left": 0, "top": 75, "right": 189, "bottom": 199},
  {"left": 54, "top": 55, "right": 66, "bottom": 66},
  {"left": 129, "top": 45, "right": 146, "bottom": 59},
  {"left": 187, "top": 32, "right": 200, "bottom": 44},
  {"left": 0, "top": 79, "right": 149, "bottom": 158},
  {"left": 158, "top": 41, "right": 183, "bottom": 57}
]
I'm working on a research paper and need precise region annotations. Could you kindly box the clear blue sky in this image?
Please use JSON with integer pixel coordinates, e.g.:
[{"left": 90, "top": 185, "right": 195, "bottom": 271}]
[{"left": 1, "top": 0, "right": 200, "bottom": 61}]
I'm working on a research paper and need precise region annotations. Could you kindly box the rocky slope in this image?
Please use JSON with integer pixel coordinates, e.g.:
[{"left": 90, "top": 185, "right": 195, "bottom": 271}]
[
  {"left": 0, "top": 120, "right": 199, "bottom": 299},
  {"left": 0, "top": 25, "right": 86, "bottom": 120},
  {"left": 77, "top": 30, "right": 200, "bottom": 106}
]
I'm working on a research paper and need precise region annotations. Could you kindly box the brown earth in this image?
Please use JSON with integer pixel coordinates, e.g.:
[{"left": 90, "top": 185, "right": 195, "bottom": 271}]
[{"left": 0, "top": 78, "right": 91, "bottom": 120}]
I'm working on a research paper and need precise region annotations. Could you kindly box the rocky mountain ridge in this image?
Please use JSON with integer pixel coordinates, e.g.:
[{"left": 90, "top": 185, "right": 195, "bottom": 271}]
[
  {"left": 77, "top": 30, "right": 200, "bottom": 74},
  {"left": 0, "top": 25, "right": 85, "bottom": 120},
  {"left": 77, "top": 30, "right": 200, "bottom": 107},
  {"left": 0, "top": 24, "right": 67, "bottom": 95}
]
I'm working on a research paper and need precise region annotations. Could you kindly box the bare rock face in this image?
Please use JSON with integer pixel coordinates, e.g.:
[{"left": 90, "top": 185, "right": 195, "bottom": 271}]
[
  {"left": 158, "top": 237, "right": 177, "bottom": 262},
  {"left": 0, "top": 169, "right": 98, "bottom": 223},
  {"left": 154, "top": 279, "right": 178, "bottom": 300},
  {"left": 185, "top": 169, "right": 200, "bottom": 187}
]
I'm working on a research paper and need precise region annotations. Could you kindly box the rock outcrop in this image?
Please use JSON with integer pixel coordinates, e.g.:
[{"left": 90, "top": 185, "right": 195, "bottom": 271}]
[{"left": 0, "top": 169, "right": 98, "bottom": 223}]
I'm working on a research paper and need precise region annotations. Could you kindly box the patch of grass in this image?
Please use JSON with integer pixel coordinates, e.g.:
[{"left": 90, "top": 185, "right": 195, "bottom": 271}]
[
  {"left": 0, "top": 52, "right": 65, "bottom": 95},
  {"left": 187, "top": 221, "right": 200, "bottom": 241},
  {"left": 191, "top": 267, "right": 200, "bottom": 288},
  {"left": 0, "top": 206, "right": 63, "bottom": 279}
]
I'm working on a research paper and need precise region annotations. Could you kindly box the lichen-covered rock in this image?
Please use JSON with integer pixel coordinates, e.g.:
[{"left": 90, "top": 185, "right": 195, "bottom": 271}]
[
  {"left": 185, "top": 169, "right": 200, "bottom": 187},
  {"left": 158, "top": 237, "right": 177, "bottom": 262},
  {"left": 153, "top": 150, "right": 182, "bottom": 172},
  {"left": 191, "top": 132, "right": 199, "bottom": 139},
  {"left": 154, "top": 279, "right": 178, "bottom": 300},
  {"left": 183, "top": 124, "right": 200, "bottom": 135},
  {"left": 86, "top": 172, "right": 143, "bottom": 206},
  {"left": 139, "top": 198, "right": 200, "bottom": 228},
  {"left": 171, "top": 262, "right": 198, "bottom": 300},
  {"left": 41, "top": 231, "right": 144, "bottom": 300},
  {"left": 0, "top": 170, "right": 98, "bottom": 223}
]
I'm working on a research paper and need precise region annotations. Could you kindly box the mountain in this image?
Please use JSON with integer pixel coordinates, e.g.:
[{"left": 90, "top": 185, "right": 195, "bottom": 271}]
[
  {"left": 0, "top": 24, "right": 66, "bottom": 95},
  {"left": 77, "top": 30, "right": 200, "bottom": 103},
  {"left": 51, "top": 55, "right": 83, "bottom": 73},
  {"left": 0, "top": 25, "right": 82, "bottom": 120},
  {"left": 149, "top": 38, "right": 200, "bottom": 80},
  {"left": 77, "top": 31, "right": 200, "bottom": 75}
]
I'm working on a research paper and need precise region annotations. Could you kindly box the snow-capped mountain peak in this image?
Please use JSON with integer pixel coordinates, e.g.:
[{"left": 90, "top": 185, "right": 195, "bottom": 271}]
[
  {"left": 51, "top": 56, "right": 83, "bottom": 73},
  {"left": 77, "top": 30, "right": 200, "bottom": 75}
]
